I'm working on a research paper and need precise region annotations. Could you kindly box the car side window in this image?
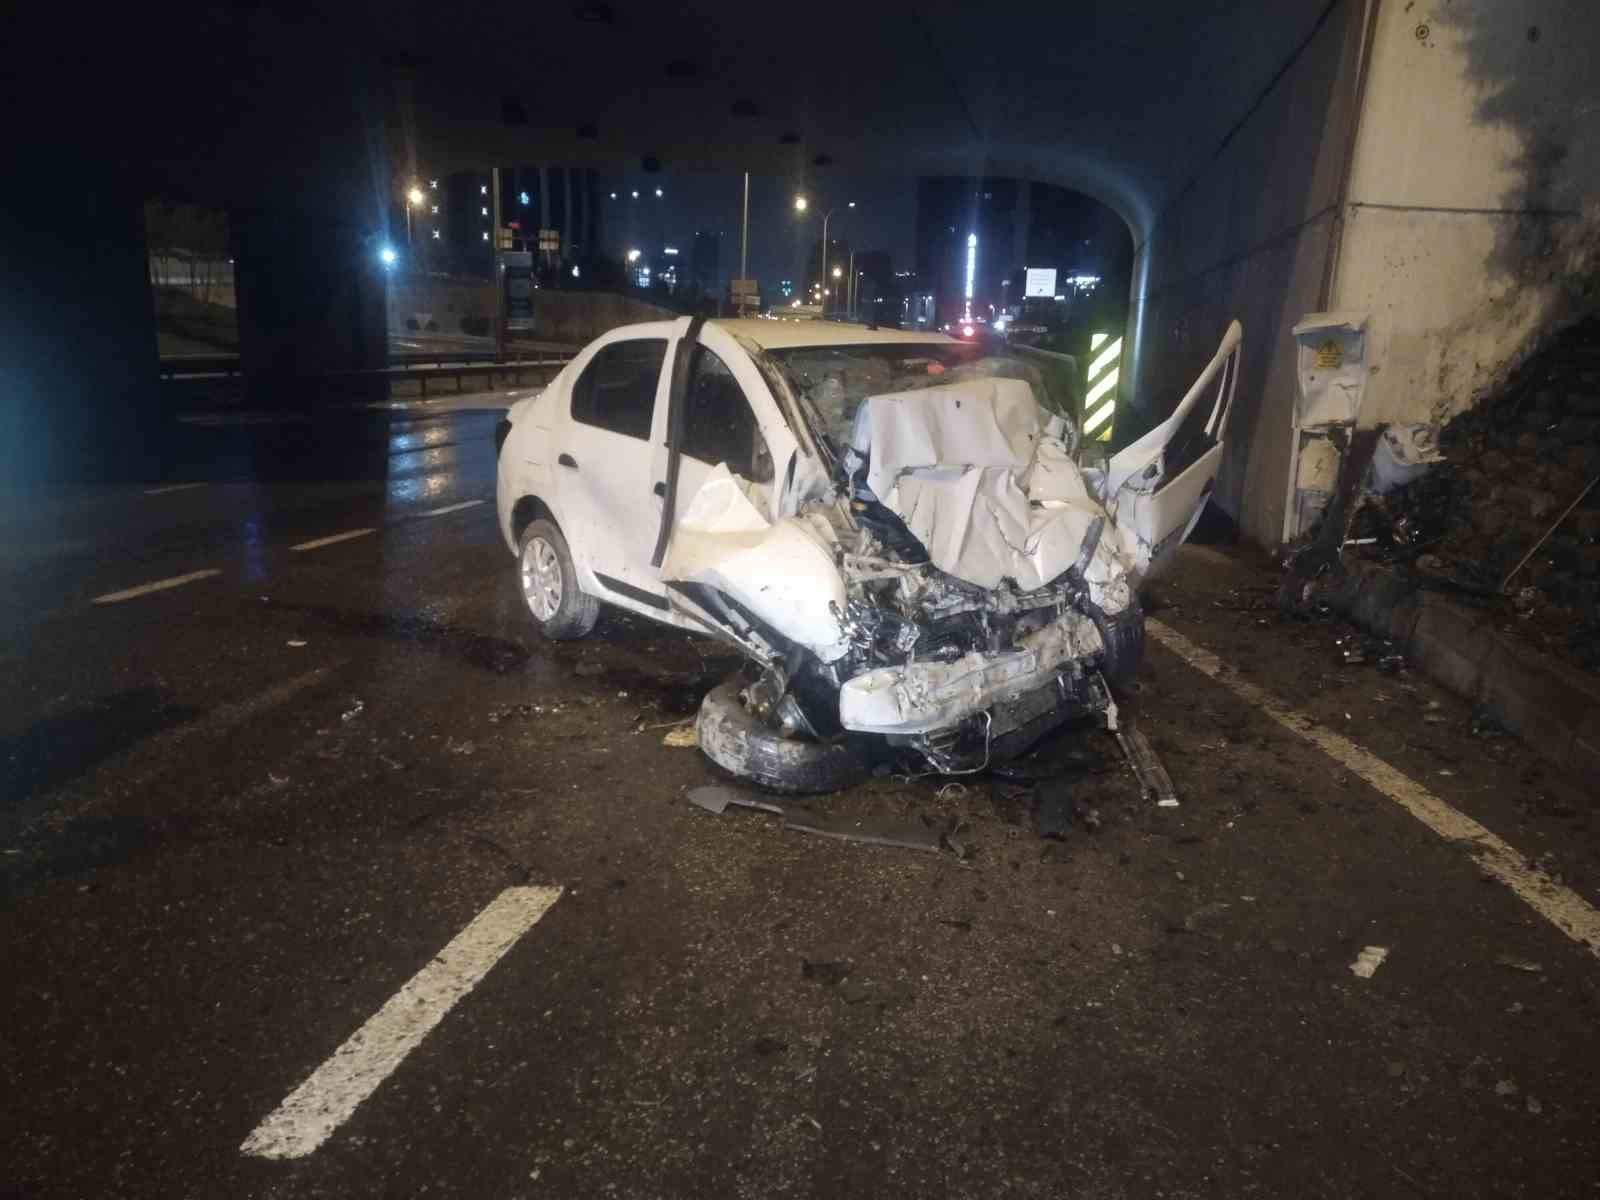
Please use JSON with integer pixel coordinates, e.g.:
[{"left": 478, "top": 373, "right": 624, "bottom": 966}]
[
  {"left": 681, "top": 345, "right": 773, "bottom": 482},
  {"left": 571, "top": 339, "right": 667, "bottom": 440}
]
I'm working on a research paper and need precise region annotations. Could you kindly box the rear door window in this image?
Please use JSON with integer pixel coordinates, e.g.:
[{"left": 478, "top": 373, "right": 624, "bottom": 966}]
[{"left": 571, "top": 339, "right": 668, "bottom": 439}]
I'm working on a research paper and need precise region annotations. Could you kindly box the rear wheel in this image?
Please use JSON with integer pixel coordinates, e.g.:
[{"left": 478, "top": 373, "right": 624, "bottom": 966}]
[
  {"left": 696, "top": 681, "right": 870, "bottom": 795},
  {"left": 518, "top": 519, "right": 599, "bottom": 640}
]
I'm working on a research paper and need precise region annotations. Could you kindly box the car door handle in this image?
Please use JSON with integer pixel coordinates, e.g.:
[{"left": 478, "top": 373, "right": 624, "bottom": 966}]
[
  {"left": 558, "top": 453, "right": 578, "bottom": 469},
  {"left": 653, "top": 481, "right": 666, "bottom": 497}
]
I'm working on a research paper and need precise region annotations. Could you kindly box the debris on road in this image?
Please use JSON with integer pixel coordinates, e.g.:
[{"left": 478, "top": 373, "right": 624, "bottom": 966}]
[
  {"left": 1115, "top": 725, "right": 1180, "bottom": 806},
  {"left": 341, "top": 699, "right": 364, "bottom": 722},
  {"left": 1282, "top": 316, "right": 1600, "bottom": 674},
  {"left": 287, "top": 640, "right": 307, "bottom": 648},
  {"left": 1495, "top": 954, "right": 1544, "bottom": 973},
  {"left": 784, "top": 806, "right": 942, "bottom": 852},
  {"left": 687, "top": 783, "right": 942, "bottom": 853},
  {"left": 1349, "top": 945, "right": 1389, "bottom": 978},
  {"left": 662, "top": 725, "right": 698, "bottom": 748}
]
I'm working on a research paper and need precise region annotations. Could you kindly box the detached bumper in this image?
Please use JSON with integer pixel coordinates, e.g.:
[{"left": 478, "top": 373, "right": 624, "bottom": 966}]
[{"left": 837, "top": 608, "right": 1107, "bottom": 735}]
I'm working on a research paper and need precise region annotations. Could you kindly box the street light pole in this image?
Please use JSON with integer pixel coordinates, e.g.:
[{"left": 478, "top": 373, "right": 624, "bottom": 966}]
[
  {"left": 740, "top": 171, "right": 750, "bottom": 315},
  {"left": 795, "top": 196, "right": 853, "bottom": 318},
  {"left": 820, "top": 210, "right": 830, "bottom": 317},
  {"left": 491, "top": 166, "right": 504, "bottom": 358}
]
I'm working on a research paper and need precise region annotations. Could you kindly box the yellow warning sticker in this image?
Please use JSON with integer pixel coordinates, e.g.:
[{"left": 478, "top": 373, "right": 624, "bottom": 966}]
[{"left": 1315, "top": 339, "right": 1344, "bottom": 369}]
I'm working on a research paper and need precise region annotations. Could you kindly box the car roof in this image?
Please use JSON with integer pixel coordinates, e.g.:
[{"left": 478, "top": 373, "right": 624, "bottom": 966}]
[{"left": 709, "top": 318, "right": 959, "bottom": 351}]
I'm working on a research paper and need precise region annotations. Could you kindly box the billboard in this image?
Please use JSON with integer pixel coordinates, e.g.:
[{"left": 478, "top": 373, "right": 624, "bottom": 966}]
[{"left": 1024, "top": 267, "right": 1058, "bottom": 298}]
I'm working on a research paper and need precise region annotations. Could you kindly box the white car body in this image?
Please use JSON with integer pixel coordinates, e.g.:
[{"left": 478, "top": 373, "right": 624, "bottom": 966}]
[{"left": 497, "top": 316, "right": 1240, "bottom": 768}]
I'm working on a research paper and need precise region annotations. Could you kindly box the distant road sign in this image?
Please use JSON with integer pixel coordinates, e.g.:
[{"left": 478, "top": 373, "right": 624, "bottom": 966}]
[{"left": 1024, "top": 268, "right": 1057, "bottom": 298}]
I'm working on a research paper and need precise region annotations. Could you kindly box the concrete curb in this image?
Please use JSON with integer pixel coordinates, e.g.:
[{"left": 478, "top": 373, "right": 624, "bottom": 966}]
[{"left": 1329, "top": 562, "right": 1600, "bottom": 786}]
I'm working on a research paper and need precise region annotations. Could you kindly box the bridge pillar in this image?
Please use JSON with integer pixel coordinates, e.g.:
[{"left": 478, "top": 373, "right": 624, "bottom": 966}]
[
  {"left": 230, "top": 203, "right": 390, "bottom": 404},
  {"left": 1, "top": 161, "right": 161, "bottom": 483}
]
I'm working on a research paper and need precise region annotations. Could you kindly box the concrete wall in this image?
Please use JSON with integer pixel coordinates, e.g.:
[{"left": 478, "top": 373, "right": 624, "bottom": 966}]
[
  {"left": 1126, "top": 0, "right": 1372, "bottom": 549},
  {"left": 1327, "top": 0, "right": 1600, "bottom": 427},
  {"left": 387, "top": 277, "right": 675, "bottom": 345},
  {"left": 1130, "top": 0, "right": 1600, "bottom": 550}
]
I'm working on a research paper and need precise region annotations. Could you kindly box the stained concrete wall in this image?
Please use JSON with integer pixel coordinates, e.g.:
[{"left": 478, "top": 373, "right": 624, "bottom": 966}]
[
  {"left": 1129, "top": 0, "right": 1600, "bottom": 551},
  {"left": 1327, "top": 0, "right": 1600, "bottom": 427},
  {"left": 1126, "top": 0, "right": 1373, "bottom": 549}
]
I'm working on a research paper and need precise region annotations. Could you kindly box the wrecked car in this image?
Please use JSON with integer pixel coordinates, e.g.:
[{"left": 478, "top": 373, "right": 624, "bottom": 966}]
[{"left": 496, "top": 317, "right": 1241, "bottom": 791}]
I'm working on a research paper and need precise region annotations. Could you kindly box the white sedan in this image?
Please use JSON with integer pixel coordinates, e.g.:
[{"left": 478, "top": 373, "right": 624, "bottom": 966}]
[{"left": 496, "top": 316, "right": 1241, "bottom": 791}]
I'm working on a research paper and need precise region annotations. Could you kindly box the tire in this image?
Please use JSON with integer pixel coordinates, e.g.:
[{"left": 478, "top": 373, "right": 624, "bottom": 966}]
[
  {"left": 696, "top": 681, "right": 870, "bottom": 795},
  {"left": 1087, "top": 595, "right": 1144, "bottom": 690},
  {"left": 517, "top": 519, "right": 600, "bottom": 640}
]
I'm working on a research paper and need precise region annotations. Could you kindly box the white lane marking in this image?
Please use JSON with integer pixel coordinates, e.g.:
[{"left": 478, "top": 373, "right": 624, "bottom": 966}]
[
  {"left": 418, "top": 499, "right": 486, "bottom": 518},
  {"left": 144, "top": 482, "right": 208, "bottom": 495},
  {"left": 240, "top": 885, "right": 563, "bottom": 1160},
  {"left": 1147, "top": 619, "right": 1600, "bottom": 959},
  {"left": 91, "top": 569, "right": 221, "bottom": 604},
  {"left": 290, "top": 528, "right": 376, "bottom": 553}
]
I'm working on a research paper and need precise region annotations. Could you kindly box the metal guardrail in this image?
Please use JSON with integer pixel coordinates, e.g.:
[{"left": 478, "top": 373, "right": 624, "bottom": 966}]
[{"left": 158, "top": 352, "right": 574, "bottom": 396}]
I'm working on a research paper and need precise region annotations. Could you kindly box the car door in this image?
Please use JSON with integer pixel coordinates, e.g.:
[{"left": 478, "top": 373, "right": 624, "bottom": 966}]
[
  {"left": 555, "top": 332, "right": 671, "bottom": 604},
  {"left": 1100, "top": 319, "right": 1242, "bottom": 583}
]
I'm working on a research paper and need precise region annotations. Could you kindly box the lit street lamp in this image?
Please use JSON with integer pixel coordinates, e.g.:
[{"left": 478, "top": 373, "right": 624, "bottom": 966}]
[
  {"left": 404, "top": 185, "right": 426, "bottom": 246},
  {"left": 794, "top": 196, "right": 856, "bottom": 317}
]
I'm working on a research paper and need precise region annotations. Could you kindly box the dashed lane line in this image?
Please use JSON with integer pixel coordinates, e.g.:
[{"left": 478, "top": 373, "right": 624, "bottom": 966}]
[
  {"left": 418, "top": 499, "right": 486, "bottom": 517},
  {"left": 144, "top": 482, "right": 208, "bottom": 495},
  {"left": 1147, "top": 618, "right": 1600, "bottom": 959},
  {"left": 289, "top": 528, "right": 376, "bottom": 553},
  {"left": 241, "top": 885, "right": 564, "bottom": 1160},
  {"left": 90, "top": 569, "right": 222, "bottom": 604}
]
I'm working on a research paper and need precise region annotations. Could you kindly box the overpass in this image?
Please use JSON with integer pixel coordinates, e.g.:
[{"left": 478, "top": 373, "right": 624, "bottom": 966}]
[{"left": 7, "top": 0, "right": 1598, "bottom": 549}]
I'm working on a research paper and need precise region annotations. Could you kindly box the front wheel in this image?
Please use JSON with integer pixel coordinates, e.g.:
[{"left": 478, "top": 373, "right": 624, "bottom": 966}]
[
  {"left": 696, "top": 681, "right": 870, "bottom": 795},
  {"left": 518, "top": 519, "right": 599, "bottom": 640}
]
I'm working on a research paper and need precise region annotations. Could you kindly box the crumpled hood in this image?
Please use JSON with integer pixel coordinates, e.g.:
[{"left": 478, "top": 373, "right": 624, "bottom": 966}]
[{"left": 849, "top": 378, "right": 1137, "bottom": 609}]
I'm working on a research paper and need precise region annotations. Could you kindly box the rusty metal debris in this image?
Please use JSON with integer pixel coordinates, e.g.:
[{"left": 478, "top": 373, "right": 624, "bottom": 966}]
[{"left": 687, "top": 784, "right": 941, "bottom": 852}]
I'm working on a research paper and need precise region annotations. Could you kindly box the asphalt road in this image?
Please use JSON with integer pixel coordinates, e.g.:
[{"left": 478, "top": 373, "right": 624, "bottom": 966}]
[{"left": 3, "top": 405, "right": 1598, "bottom": 1199}]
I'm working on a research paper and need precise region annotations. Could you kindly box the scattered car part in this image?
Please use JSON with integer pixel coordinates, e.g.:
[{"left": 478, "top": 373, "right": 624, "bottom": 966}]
[
  {"left": 1115, "top": 725, "right": 1179, "bottom": 808},
  {"left": 686, "top": 781, "right": 941, "bottom": 852}
]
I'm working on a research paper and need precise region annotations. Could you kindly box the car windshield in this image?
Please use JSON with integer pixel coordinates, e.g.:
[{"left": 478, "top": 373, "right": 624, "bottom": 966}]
[{"left": 756, "top": 341, "right": 1079, "bottom": 453}]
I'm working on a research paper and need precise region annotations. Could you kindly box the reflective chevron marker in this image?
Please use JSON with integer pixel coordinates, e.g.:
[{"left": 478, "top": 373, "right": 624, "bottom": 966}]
[{"left": 1084, "top": 332, "right": 1122, "bottom": 441}]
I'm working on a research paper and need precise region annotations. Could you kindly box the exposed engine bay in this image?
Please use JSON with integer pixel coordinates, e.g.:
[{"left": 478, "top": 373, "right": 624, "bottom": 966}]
[
  {"left": 652, "top": 321, "right": 1241, "bottom": 779},
  {"left": 660, "top": 356, "right": 1174, "bottom": 774}
]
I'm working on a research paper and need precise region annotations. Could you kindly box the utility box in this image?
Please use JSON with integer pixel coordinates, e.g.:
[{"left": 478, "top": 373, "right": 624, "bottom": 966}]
[{"left": 1282, "top": 312, "right": 1368, "bottom": 544}]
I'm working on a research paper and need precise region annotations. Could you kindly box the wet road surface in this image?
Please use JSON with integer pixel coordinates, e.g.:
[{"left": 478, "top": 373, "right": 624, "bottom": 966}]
[{"left": 3, "top": 405, "right": 1598, "bottom": 1198}]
